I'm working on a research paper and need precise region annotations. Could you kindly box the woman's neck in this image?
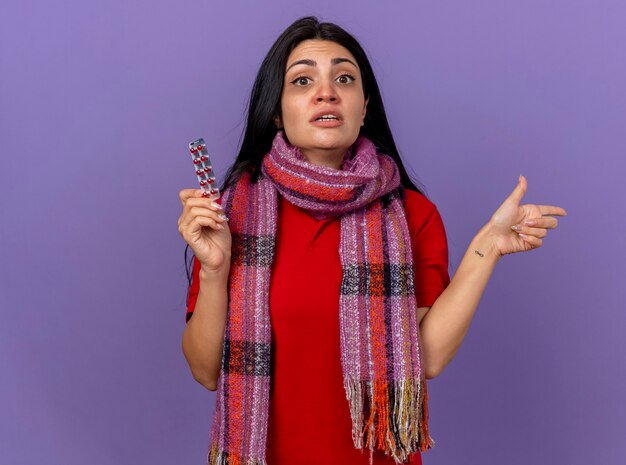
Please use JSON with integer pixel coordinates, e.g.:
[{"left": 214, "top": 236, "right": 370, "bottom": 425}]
[{"left": 300, "top": 147, "right": 348, "bottom": 170}]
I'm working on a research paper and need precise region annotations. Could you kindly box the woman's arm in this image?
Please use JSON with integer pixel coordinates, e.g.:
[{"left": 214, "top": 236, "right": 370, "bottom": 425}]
[
  {"left": 418, "top": 223, "right": 499, "bottom": 379},
  {"left": 182, "top": 267, "right": 229, "bottom": 391},
  {"left": 178, "top": 188, "right": 232, "bottom": 391},
  {"left": 417, "top": 175, "right": 566, "bottom": 379}
]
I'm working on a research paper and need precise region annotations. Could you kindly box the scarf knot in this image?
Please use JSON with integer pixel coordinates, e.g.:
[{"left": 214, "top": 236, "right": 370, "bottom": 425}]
[{"left": 261, "top": 131, "right": 401, "bottom": 220}]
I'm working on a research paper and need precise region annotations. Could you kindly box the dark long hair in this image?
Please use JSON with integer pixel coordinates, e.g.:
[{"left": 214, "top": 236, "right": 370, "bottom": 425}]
[{"left": 185, "top": 16, "right": 427, "bottom": 293}]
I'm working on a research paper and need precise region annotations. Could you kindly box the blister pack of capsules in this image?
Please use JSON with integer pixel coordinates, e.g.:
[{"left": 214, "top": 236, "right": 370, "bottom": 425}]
[{"left": 188, "top": 138, "right": 220, "bottom": 201}]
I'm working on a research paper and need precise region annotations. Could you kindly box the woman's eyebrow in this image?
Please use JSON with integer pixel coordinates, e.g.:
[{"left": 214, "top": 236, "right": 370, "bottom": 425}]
[{"left": 286, "top": 57, "right": 357, "bottom": 72}]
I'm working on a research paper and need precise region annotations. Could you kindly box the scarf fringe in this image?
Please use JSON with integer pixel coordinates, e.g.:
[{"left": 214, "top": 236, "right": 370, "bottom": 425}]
[
  {"left": 208, "top": 444, "right": 267, "bottom": 465},
  {"left": 344, "top": 377, "right": 435, "bottom": 464}
]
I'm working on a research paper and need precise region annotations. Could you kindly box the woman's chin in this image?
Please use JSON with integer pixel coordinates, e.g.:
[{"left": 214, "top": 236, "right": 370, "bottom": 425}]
[
  {"left": 283, "top": 127, "right": 359, "bottom": 156},
  {"left": 309, "top": 130, "right": 358, "bottom": 150}
]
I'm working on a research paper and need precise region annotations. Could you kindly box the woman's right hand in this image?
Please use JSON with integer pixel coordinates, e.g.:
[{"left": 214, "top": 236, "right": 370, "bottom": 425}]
[{"left": 178, "top": 189, "right": 232, "bottom": 273}]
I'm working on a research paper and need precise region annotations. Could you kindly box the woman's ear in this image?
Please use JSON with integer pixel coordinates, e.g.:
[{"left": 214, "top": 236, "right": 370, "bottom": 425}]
[
  {"left": 361, "top": 97, "right": 369, "bottom": 125},
  {"left": 274, "top": 115, "right": 283, "bottom": 129}
]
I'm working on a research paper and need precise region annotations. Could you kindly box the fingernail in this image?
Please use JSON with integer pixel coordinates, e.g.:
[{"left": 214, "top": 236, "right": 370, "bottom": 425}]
[
  {"left": 211, "top": 202, "right": 222, "bottom": 209},
  {"left": 518, "top": 233, "right": 528, "bottom": 238},
  {"left": 511, "top": 225, "right": 521, "bottom": 231},
  {"left": 218, "top": 214, "right": 228, "bottom": 221},
  {"left": 216, "top": 224, "right": 224, "bottom": 230},
  {"left": 523, "top": 220, "right": 535, "bottom": 226}
]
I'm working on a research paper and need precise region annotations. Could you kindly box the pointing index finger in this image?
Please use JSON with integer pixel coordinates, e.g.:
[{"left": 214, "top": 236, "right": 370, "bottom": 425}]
[{"left": 537, "top": 205, "right": 568, "bottom": 216}]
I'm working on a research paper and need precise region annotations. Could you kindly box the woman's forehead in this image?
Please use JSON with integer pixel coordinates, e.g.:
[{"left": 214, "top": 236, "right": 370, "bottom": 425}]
[{"left": 286, "top": 40, "right": 358, "bottom": 69}]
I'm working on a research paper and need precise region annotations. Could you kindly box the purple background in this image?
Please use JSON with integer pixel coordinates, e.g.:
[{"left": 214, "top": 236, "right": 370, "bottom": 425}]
[{"left": 1, "top": 1, "right": 624, "bottom": 464}]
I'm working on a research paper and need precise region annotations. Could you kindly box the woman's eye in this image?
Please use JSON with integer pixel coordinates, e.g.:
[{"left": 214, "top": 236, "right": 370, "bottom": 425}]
[
  {"left": 291, "top": 76, "right": 311, "bottom": 86},
  {"left": 337, "top": 74, "right": 356, "bottom": 84}
]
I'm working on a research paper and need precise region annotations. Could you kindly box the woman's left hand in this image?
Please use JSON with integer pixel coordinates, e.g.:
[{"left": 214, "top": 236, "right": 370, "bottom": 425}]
[{"left": 487, "top": 175, "right": 568, "bottom": 257}]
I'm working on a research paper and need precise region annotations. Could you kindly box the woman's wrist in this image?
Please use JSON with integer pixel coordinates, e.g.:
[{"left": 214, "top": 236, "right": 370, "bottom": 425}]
[
  {"left": 471, "top": 222, "right": 502, "bottom": 263},
  {"left": 199, "top": 262, "right": 231, "bottom": 284}
]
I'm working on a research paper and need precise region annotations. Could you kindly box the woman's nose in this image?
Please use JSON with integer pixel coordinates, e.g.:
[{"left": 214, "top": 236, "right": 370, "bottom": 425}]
[{"left": 315, "top": 80, "right": 338, "bottom": 102}]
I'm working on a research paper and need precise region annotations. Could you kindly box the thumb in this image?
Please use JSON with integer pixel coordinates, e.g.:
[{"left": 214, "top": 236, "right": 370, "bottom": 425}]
[{"left": 507, "top": 174, "right": 527, "bottom": 204}]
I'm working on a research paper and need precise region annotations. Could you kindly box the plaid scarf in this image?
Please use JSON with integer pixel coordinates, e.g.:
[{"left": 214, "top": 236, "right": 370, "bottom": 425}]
[{"left": 208, "top": 130, "right": 434, "bottom": 465}]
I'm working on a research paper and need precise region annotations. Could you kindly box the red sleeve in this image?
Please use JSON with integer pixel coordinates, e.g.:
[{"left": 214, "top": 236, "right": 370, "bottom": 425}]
[
  {"left": 185, "top": 194, "right": 223, "bottom": 323},
  {"left": 404, "top": 189, "right": 451, "bottom": 308},
  {"left": 185, "top": 258, "right": 201, "bottom": 322}
]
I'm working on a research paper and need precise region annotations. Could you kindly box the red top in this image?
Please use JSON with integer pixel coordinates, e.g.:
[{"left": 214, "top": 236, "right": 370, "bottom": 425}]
[{"left": 186, "top": 189, "right": 450, "bottom": 465}]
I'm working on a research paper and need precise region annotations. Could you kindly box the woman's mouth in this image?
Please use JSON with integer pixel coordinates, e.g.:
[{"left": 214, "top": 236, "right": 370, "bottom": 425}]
[{"left": 311, "top": 114, "right": 343, "bottom": 127}]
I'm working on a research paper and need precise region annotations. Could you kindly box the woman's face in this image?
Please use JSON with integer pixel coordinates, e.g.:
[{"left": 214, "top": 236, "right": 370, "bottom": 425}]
[{"left": 276, "top": 39, "right": 369, "bottom": 169}]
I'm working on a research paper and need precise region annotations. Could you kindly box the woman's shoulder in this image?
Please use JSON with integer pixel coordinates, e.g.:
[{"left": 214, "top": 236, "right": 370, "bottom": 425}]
[
  {"left": 403, "top": 188, "right": 438, "bottom": 215},
  {"left": 402, "top": 188, "right": 444, "bottom": 236}
]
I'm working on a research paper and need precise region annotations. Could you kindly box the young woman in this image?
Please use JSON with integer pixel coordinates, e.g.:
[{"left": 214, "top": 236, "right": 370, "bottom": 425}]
[{"left": 177, "top": 16, "right": 567, "bottom": 465}]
